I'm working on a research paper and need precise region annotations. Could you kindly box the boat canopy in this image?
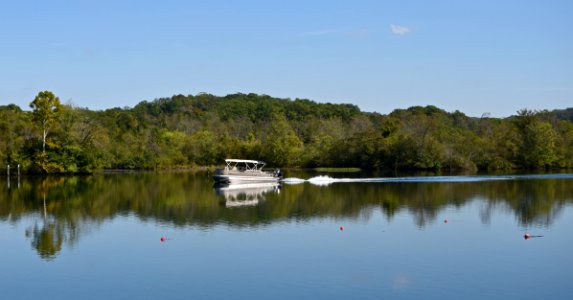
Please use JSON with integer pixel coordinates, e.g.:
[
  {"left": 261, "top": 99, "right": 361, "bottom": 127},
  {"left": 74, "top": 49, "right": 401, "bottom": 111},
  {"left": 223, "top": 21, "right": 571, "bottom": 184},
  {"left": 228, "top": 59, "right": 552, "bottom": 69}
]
[
  {"left": 224, "top": 159, "right": 267, "bottom": 171},
  {"left": 225, "top": 159, "right": 264, "bottom": 164}
]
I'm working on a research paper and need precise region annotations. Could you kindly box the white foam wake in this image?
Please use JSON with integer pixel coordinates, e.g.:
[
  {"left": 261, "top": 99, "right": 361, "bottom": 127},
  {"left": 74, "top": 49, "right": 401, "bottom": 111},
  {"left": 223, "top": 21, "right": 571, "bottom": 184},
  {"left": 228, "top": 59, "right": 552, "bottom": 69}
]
[
  {"left": 307, "top": 175, "right": 337, "bottom": 186},
  {"left": 281, "top": 177, "right": 306, "bottom": 184},
  {"left": 281, "top": 175, "right": 344, "bottom": 186},
  {"left": 280, "top": 174, "right": 573, "bottom": 186}
]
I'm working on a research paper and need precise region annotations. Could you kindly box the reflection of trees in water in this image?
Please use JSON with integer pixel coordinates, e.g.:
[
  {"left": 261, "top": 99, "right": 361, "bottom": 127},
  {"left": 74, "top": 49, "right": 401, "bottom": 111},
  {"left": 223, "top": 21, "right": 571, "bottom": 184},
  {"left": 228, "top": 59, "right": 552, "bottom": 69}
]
[
  {"left": 27, "top": 222, "right": 64, "bottom": 260},
  {"left": 1, "top": 173, "right": 573, "bottom": 260},
  {"left": 479, "top": 199, "right": 495, "bottom": 224},
  {"left": 478, "top": 179, "right": 569, "bottom": 226},
  {"left": 2, "top": 176, "right": 97, "bottom": 260}
]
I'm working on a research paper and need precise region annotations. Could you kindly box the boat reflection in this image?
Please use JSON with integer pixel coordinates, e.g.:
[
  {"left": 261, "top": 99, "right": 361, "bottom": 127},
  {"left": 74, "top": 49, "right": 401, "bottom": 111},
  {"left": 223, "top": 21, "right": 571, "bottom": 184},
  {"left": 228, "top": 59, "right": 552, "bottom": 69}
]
[{"left": 214, "top": 182, "right": 281, "bottom": 207}]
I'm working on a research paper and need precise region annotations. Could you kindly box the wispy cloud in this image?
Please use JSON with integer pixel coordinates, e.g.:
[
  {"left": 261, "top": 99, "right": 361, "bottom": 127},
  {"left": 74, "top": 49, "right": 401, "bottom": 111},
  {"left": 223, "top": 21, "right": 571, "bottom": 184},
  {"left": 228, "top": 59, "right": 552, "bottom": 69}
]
[
  {"left": 299, "top": 29, "right": 340, "bottom": 37},
  {"left": 299, "top": 28, "right": 370, "bottom": 38},
  {"left": 345, "top": 29, "right": 370, "bottom": 38},
  {"left": 49, "top": 41, "right": 75, "bottom": 47},
  {"left": 522, "top": 87, "right": 573, "bottom": 91},
  {"left": 390, "top": 24, "right": 411, "bottom": 35}
]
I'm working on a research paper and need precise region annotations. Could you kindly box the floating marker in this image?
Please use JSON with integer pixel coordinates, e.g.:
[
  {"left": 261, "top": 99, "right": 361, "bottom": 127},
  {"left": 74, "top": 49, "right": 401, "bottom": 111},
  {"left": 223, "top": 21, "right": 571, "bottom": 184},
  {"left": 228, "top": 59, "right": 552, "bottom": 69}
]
[
  {"left": 444, "top": 219, "right": 448, "bottom": 224},
  {"left": 160, "top": 236, "right": 166, "bottom": 242},
  {"left": 524, "top": 233, "right": 530, "bottom": 240},
  {"left": 340, "top": 226, "right": 344, "bottom": 231}
]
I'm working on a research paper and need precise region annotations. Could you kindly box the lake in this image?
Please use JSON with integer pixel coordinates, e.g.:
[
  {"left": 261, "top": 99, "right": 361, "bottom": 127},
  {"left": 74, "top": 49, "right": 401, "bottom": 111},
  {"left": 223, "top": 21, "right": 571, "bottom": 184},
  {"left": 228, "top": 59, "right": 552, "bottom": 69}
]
[{"left": 1, "top": 171, "right": 572, "bottom": 299}]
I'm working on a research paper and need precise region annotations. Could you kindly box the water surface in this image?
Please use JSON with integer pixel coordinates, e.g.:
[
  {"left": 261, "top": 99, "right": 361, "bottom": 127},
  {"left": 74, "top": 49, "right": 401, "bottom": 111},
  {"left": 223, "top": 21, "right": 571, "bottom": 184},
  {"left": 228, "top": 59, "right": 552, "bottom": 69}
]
[{"left": 1, "top": 172, "right": 572, "bottom": 299}]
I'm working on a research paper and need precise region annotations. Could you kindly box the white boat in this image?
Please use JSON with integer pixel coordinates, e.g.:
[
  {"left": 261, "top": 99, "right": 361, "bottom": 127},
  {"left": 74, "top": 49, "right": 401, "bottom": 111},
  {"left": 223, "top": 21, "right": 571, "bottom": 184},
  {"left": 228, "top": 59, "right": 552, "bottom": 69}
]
[{"left": 213, "top": 159, "right": 282, "bottom": 184}]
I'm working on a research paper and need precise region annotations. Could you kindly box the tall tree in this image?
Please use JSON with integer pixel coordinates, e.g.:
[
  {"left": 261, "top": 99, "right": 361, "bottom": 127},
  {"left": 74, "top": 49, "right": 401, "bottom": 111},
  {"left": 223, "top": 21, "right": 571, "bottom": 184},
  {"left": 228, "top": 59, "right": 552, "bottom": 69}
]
[
  {"left": 265, "top": 114, "right": 304, "bottom": 166},
  {"left": 29, "top": 91, "right": 62, "bottom": 154}
]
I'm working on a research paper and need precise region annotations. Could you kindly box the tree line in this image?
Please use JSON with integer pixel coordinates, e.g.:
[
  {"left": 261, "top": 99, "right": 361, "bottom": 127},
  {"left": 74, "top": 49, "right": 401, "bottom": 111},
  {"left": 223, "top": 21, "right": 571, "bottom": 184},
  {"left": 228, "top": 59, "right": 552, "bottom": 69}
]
[{"left": 1, "top": 91, "right": 572, "bottom": 173}]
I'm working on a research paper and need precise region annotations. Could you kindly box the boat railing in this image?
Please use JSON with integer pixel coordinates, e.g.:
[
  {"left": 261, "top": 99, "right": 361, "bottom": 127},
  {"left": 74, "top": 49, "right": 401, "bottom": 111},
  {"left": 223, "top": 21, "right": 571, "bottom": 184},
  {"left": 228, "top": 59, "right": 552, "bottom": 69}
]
[
  {"left": 223, "top": 169, "right": 272, "bottom": 176},
  {"left": 216, "top": 168, "right": 274, "bottom": 177}
]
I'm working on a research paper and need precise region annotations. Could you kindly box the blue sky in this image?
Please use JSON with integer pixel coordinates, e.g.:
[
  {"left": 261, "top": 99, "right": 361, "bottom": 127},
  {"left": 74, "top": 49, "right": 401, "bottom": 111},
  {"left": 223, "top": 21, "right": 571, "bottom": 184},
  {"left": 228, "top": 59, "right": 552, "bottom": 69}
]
[{"left": 1, "top": 0, "right": 571, "bottom": 117}]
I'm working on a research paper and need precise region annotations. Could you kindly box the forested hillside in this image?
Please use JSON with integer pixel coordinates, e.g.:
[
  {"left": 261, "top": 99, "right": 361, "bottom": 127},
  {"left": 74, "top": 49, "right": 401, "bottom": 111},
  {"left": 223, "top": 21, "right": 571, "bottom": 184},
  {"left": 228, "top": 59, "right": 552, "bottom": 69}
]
[{"left": 1, "top": 92, "right": 572, "bottom": 173}]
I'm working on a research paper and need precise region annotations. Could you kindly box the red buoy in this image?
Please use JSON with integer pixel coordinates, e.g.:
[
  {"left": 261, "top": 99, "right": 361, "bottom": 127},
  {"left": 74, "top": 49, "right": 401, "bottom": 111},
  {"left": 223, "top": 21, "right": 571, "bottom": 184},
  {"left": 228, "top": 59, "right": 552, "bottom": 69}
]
[
  {"left": 340, "top": 226, "right": 344, "bottom": 231},
  {"left": 524, "top": 233, "right": 530, "bottom": 240},
  {"left": 160, "top": 236, "right": 166, "bottom": 242},
  {"left": 444, "top": 219, "right": 448, "bottom": 224}
]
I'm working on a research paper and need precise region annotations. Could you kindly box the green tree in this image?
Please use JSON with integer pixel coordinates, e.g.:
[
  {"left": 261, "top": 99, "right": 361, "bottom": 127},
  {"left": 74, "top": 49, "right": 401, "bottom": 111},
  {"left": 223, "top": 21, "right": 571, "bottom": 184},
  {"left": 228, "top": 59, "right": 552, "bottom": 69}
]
[
  {"left": 515, "top": 109, "right": 558, "bottom": 168},
  {"left": 0, "top": 105, "right": 30, "bottom": 169},
  {"left": 265, "top": 114, "right": 304, "bottom": 166},
  {"left": 524, "top": 121, "right": 558, "bottom": 167},
  {"left": 29, "top": 91, "right": 62, "bottom": 154}
]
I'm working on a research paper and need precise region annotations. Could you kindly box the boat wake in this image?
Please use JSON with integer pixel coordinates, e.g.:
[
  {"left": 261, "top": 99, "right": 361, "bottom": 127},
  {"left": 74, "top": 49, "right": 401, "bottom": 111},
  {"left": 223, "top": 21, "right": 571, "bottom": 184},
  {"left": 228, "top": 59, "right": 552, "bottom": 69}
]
[
  {"left": 281, "top": 174, "right": 573, "bottom": 186},
  {"left": 280, "top": 177, "right": 306, "bottom": 184}
]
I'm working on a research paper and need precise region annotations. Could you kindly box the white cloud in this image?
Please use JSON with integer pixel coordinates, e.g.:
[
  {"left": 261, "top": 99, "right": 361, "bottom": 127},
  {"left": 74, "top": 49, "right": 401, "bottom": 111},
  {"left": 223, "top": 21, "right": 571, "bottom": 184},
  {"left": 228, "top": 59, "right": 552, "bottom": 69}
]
[{"left": 390, "top": 24, "right": 411, "bottom": 35}]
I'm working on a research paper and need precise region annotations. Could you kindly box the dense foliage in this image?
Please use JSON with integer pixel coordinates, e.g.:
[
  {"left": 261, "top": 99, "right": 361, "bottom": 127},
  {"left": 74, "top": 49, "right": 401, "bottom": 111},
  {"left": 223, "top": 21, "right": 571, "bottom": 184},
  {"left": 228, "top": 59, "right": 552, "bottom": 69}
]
[{"left": 1, "top": 91, "right": 572, "bottom": 173}]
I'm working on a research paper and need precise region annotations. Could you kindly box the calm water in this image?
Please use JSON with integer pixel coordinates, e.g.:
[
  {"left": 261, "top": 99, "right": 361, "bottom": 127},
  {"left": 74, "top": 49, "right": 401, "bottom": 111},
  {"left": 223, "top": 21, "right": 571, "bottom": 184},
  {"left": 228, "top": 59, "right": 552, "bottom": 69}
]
[{"left": 1, "top": 172, "right": 573, "bottom": 299}]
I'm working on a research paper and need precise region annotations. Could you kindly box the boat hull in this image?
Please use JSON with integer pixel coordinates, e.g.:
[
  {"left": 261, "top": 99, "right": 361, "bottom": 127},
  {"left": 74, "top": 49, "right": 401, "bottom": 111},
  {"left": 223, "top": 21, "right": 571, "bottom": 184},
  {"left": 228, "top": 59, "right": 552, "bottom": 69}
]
[{"left": 213, "top": 174, "right": 280, "bottom": 184}]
